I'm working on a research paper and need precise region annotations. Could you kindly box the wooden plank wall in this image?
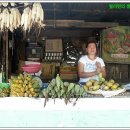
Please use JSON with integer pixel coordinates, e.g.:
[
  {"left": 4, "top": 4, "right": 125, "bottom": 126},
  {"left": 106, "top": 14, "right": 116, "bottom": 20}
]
[{"left": 105, "top": 63, "right": 130, "bottom": 83}]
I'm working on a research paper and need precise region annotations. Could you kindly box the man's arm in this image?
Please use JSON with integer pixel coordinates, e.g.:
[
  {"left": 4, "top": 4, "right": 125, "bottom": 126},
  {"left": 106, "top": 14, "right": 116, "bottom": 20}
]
[{"left": 78, "top": 62, "right": 97, "bottom": 78}]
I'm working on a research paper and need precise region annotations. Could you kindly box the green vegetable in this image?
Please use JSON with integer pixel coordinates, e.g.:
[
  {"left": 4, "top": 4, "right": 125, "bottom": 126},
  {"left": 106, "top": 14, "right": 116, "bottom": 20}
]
[
  {"left": 74, "top": 84, "right": 80, "bottom": 94},
  {"left": 60, "top": 80, "right": 64, "bottom": 88},
  {"left": 64, "top": 82, "right": 69, "bottom": 87},
  {"left": 56, "top": 74, "right": 61, "bottom": 89},
  {"left": 79, "top": 87, "right": 85, "bottom": 97},
  {"left": 67, "top": 83, "right": 75, "bottom": 92}
]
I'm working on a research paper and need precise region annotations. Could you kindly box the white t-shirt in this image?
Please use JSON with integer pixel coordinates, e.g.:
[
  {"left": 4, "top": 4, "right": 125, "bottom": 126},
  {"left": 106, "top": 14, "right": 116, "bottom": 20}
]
[{"left": 78, "top": 55, "right": 105, "bottom": 83}]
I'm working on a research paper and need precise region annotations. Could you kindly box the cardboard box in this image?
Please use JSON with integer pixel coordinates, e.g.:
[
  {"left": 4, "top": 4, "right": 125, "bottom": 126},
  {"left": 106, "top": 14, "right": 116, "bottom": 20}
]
[
  {"left": 60, "top": 73, "right": 78, "bottom": 80},
  {"left": 41, "top": 63, "right": 56, "bottom": 79},
  {"left": 60, "top": 66, "right": 78, "bottom": 73},
  {"left": 45, "top": 39, "right": 63, "bottom": 52},
  {"left": 18, "top": 60, "right": 25, "bottom": 73}
]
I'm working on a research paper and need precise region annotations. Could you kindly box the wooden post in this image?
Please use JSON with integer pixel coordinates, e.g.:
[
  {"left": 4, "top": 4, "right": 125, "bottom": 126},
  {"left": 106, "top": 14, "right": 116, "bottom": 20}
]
[{"left": 5, "top": 30, "right": 8, "bottom": 82}]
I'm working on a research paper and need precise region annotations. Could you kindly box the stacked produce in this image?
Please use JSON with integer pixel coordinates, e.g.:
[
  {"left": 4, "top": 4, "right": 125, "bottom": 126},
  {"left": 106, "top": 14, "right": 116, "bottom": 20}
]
[
  {"left": 40, "top": 74, "right": 85, "bottom": 106},
  {"left": 84, "top": 73, "right": 124, "bottom": 92},
  {"left": 9, "top": 74, "right": 41, "bottom": 97},
  {"left": 0, "top": 84, "right": 10, "bottom": 97}
]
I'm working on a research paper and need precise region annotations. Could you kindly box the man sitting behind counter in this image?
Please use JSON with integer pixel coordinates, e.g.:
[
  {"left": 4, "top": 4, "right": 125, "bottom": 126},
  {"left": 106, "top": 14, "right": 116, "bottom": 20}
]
[{"left": 78, "top": 40, "right": 106, "bottom": 85}]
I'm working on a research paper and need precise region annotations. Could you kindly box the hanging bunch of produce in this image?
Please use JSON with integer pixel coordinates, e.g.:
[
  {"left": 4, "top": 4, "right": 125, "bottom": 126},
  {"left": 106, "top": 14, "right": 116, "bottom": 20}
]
[
  {"left": 39, "top": 74, "right": 85, "bottom": 107},
  {"left": 31, "top": 3, "right": 44, "bottom": 28},
  {"left": 0, "top": 2, "right": 45, "bottom": 32},
  {"left": 9, "top": 7, "right": 21, "bottom": 31},
  {"left": 21, "top": 6, "right": 32, "bottom": 31}
]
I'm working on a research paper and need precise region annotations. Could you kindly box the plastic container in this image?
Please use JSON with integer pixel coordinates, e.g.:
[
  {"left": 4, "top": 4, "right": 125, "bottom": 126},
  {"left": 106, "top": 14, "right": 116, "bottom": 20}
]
[
  {"left": 22, "top": 64, "right": 41, "bottom": 73},
  {"left": 0, "top": 83, "right": 10, "bottom": 89}
]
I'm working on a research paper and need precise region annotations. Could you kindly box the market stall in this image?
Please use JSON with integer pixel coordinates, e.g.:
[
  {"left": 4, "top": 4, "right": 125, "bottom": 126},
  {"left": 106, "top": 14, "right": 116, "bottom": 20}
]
[{"left": 0, "top": 2, "right": 130, "bottom": 128}]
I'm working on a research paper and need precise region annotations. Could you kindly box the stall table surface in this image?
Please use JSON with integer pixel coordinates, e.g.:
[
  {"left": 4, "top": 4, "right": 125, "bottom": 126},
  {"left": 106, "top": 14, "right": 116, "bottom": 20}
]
[{"left": 0, "top": 96, "right": 130, "bottom": 128}]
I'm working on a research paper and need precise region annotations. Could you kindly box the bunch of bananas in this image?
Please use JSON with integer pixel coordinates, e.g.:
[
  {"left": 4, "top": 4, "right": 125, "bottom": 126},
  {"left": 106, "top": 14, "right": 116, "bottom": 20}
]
[
  {"left": 39, "top": 74, "right": 85, "bottom": 106},
  {"left": 9, "top": 74, "right": 41, "bottom": 97},
  {"left": 0, "top": 86, "right": 10, "bottom": 97}
]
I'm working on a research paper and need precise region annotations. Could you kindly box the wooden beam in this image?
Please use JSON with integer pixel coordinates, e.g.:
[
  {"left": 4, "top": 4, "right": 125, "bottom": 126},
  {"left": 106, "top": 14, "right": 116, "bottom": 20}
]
[
  {"left": 45, "top": 20, "right": 119, "bottom": 28},
  {"left": 39, "top": 28, "right": 94, "bottom": 37}
]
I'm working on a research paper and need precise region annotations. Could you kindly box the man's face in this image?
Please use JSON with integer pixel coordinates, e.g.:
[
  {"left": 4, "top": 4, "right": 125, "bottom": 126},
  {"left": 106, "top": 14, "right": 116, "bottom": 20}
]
[{"left": 86, "top": 43, "right": 96, "bottom": 55}]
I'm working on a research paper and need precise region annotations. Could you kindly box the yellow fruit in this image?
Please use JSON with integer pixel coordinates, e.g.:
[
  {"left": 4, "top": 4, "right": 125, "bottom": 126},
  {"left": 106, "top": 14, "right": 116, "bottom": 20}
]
[
  {"left": 103, "top": 86, "right": 109, "bottom": 91},
  {"left": 33, "top": 93, "right": 38, "bottom": 97},
  {"left": 29, "top": 94, "right": 33, "bottom": 97},
  {"left": 11, "top": 84, "right": 15, "bottom": 88},
  {"left": 30, "top": 87, "right": 34, "bottom": 92},
  {"left": 92, "top": 85, "right": 100, "bottom": 91},
  {"left": 89, "top": 79, "right": 97, "bottom": 83},
  {"left": 15, "top": 80, "right": 19, "bottom": 84},
  {"left": 115, "top": 83, "right": 119, "bottom": 87},
  {"left": 83, "top": 85, "right": 88, "bottom": 91},
  {"left": 111, "top": 84, "right": 118, "bottom": 90},
  {"left": 86, "top": 81, "right": 92, "bottom": 87},
  {"left": 88, "top": 86, "right": 93, "bottom": 91},
  {"left": 107, "top": 82, "right": 113, "bottom": 87},
  {"left": 15, "top": 88, "right": 21, "bottom": 93},
  {"left": 18, "top": 80, "right": 23, "bottom": 84},
  {"left": 28, "top": 84, "right": 32, "bottom": 88},
  {"left": 27, "top": 77, "right": 32, "bottom": 81},
  {"left": 24, "top": 80, "right": 28, "bottom": 85},
  {"left": 31, "top": 91, "right": 36, "bottom": 95},
  {"left": 94, "top": 81, "right": 99, "bottom": 86},
  {"left": 109, "top": 79, "right": 115, "bottom": 84},
  {"left": 26, "top": 91, "right": 30, "bottom": 95},
  {"left": 21, "top": 88, "right": 25, "bottom": 93},
  {"left": 18, "top": 84, "right": 23, "bottom": 88},
  {"left": 24, "top": 93, "right": 29, "bottom": 97},
  {"left": 104, "top": 81, "right": 108, "bottom": 85},
  {"left": 19, "top": 92, "right": 24, "bottom": 97},
  {"left": 18, "top": 76, "right": 21, "bottom": 80},
  {"left": 23, "top": 84, "right": 26, "bottom": 88}
]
